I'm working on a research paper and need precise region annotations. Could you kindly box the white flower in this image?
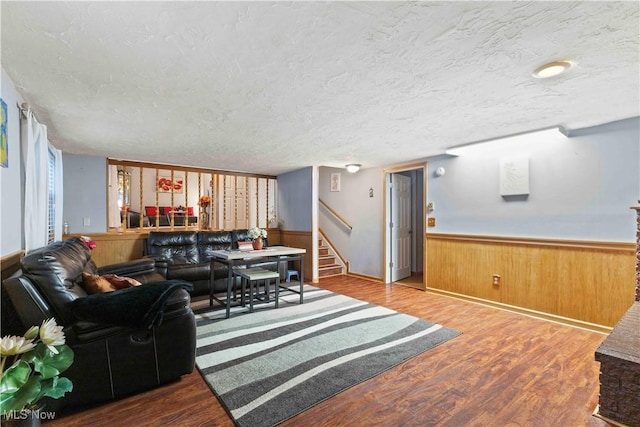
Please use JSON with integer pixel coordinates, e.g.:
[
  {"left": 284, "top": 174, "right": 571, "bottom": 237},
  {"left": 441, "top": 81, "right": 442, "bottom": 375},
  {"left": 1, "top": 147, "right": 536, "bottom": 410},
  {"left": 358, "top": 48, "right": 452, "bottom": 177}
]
[
  {"left": 0, "top": 335, "right": 36, "bottom": 356},
  {"left": 247, "top": 227, "right": 267, "bottom": 239},
  {"left": 39, "top": 318, "right": 65, "bottom": 354}
]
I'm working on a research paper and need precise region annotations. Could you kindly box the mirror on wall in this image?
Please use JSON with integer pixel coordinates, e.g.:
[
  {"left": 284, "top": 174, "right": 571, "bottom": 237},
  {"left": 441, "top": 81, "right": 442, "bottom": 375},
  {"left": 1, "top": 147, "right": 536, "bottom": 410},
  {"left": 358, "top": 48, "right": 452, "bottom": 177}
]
[
  {"left": 117, "top": 169, "right": 131, "bottom": 210},
  {"left": 107, "top": 159, "right": 277, "bottom": 232}
]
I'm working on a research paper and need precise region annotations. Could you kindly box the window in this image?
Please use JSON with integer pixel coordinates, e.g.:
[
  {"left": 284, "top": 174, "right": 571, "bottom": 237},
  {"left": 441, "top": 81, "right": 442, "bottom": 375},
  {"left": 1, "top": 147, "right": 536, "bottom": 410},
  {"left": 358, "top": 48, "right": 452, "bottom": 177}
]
[
  {"left": 47, "top": 148, "right": 56, "bottom": 243},
  {"left": 22, "top": 112, "right": 63, "bottom": 252}
]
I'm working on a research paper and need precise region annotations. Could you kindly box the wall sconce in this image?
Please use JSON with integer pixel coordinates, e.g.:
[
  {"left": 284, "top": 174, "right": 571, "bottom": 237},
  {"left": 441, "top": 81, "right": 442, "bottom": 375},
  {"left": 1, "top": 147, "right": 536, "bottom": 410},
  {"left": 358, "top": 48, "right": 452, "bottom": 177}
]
[
  {"left": 346, "top": 164, "right": 361, "bottom": 173},
  {"left": 434, "top": 167, "right": 446, "bottom": 177}
]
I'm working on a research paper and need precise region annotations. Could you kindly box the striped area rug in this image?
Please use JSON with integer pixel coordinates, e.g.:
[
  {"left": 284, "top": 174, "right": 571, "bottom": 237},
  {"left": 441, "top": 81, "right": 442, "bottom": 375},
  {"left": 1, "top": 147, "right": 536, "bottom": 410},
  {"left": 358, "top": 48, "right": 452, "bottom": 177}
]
[{"left": 195, "top": 286, "right": 460, "bottom": 427}]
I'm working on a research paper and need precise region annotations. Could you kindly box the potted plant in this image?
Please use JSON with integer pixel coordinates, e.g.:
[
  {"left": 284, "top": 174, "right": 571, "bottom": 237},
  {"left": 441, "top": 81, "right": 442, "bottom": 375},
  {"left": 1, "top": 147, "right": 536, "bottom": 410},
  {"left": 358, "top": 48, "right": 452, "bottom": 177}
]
[
  {"left": 247, "top": 227, "right": 268, "bottom": 250},
  {"left": 0, "top": 318, "right": 74, "bottom": 425}
]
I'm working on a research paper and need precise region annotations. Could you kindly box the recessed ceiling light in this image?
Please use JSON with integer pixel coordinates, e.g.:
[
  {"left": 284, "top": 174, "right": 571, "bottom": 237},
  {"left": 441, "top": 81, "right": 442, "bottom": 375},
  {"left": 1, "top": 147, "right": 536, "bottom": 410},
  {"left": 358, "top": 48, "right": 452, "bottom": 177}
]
[{"left": 532, "top": 60, "right": 574, "bottom": 79}]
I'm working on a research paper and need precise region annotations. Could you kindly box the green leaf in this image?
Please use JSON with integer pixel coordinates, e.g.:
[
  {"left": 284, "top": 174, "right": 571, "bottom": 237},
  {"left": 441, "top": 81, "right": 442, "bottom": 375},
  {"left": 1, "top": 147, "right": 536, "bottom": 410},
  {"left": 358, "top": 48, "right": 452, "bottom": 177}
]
[
  {"left": 39, "top": 376, "right": 73, "bottom": 400},
  {"left": 0, "top": 360, "right": 32, "bottom": 394},
  {"left": 0, "top": 376, "right": 41, "bottom": 415},
  {"left": 26, "top": 344, "right": 74, "bottom": 379},
  {"left": 0, "top": 343, "right": 74, "bottom": 415}
]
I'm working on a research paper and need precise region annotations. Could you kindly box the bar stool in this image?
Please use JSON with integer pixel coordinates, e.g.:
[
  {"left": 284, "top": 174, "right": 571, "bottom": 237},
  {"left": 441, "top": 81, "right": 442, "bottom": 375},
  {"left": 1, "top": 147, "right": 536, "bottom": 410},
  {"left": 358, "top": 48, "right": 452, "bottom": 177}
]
[{"left": 237, "top": 268, "right": 280, "bottom": 312}]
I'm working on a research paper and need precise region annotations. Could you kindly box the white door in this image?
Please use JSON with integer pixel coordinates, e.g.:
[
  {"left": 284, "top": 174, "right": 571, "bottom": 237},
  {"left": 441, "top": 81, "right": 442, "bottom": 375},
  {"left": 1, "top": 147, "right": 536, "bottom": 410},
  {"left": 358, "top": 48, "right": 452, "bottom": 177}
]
[
  {"left": 391, "top": 173, "right": 412, "bottom": 282},
  {"left": 223, "top": 176, "right": 249, "bottom": 229}
]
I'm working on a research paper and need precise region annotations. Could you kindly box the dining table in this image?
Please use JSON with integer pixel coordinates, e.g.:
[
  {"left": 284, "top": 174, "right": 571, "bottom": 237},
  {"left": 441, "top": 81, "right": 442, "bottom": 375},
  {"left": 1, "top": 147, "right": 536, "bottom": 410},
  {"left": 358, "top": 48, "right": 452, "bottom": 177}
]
[{"left": 208, "top": 246, "right": 306, "bottom": 318}]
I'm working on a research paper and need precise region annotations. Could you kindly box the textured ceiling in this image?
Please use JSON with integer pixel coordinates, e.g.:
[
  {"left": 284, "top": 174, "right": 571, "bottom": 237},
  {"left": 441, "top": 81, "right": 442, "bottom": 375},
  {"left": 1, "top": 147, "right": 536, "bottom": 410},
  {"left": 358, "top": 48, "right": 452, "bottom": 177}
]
[{"left": 2, "top": 1, "right": 639, "bottom": 176}]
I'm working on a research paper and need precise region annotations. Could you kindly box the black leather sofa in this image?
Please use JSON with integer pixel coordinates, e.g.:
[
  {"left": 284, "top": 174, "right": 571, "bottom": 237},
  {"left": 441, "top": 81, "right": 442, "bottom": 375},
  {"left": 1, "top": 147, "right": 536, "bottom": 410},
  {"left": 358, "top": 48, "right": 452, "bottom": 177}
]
[
  {"left": 144, "top": 206, "right": 198, "bottom": 228},
  {"left": 1, "top": 238, "right": 196, "bottom": 412},
  {"left": 146, "top": 230, "right": 281, "bottom": 298}
]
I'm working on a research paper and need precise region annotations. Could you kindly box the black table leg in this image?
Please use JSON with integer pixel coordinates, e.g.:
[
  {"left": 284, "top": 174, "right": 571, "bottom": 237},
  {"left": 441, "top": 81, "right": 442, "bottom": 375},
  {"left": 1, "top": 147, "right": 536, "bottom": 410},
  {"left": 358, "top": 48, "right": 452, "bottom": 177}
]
[
  {"left": 225, "top": 263, "right": 233, "bottom": 318},
  {"left": 299, "top": 255, "right": 304, "bottom": 304},
  {"left": 209, "top": 263, "right": 214, "bottom": 307}
]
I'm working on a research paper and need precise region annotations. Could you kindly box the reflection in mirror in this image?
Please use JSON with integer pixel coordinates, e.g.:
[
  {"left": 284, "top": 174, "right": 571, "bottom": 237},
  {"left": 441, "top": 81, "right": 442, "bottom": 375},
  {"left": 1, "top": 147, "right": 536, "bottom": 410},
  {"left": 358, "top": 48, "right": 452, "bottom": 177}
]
[{"left": 117, "top": 169, "right": 130, "bottom": 210}]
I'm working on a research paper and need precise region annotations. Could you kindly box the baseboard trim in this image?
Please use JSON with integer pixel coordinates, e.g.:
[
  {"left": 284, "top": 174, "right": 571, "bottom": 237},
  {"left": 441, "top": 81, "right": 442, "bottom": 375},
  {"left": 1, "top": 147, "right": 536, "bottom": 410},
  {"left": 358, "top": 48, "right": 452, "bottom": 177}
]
[
  {"left": 426, "top": 287, "right": 612, "bottom": 335},
  {"left": 346, "top": 272, "right": 382, "bottom": 283},
  {"left": 426, "top": 232, "right": 634, "bottom": 252}
]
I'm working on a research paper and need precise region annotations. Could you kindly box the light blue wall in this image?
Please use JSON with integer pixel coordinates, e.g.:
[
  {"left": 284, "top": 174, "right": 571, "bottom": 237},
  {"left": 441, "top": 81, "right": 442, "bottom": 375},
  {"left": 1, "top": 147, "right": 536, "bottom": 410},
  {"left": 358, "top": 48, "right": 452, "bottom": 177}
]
[
  {"left": 277, "top": 167, "right": 313, "bottom": 232},
  {"left": 427, "top": 118, "right": 640, "bottom": 242},
  {"left": 62, "top": 154, "right": 107, "bottom": 234},
  {"left": 317, "top": 118, "right": 639, "bottom": 280},
  {"left": 0, "top": 69, "right": 25, "bottom": 256},
  {"left": 319, "top": 166, "right": 385, "bottom": 278}
]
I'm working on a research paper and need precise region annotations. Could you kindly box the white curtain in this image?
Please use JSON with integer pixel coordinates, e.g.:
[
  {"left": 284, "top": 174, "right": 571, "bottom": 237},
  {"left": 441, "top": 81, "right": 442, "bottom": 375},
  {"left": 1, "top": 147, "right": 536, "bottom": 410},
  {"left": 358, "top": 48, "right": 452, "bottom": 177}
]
[
  {"left": 22, "top": 112, "right": 49, "bottom": 252},
  {"left": 53, "top": 146, "right": 64, "bottom": 241}
]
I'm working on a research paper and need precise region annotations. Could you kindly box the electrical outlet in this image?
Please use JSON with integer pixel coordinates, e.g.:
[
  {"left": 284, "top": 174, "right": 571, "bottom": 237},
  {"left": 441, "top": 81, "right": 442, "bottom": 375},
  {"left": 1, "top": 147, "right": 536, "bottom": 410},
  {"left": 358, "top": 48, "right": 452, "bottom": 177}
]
[
  {"left": 83, "top": 218, "right": 90, "bottom": 226},
  {"left": 492, "top": 274, "right": 501, "bottom": 286},
  {"left": 428, "top": 217, "right": 436, "bottom": 227}
]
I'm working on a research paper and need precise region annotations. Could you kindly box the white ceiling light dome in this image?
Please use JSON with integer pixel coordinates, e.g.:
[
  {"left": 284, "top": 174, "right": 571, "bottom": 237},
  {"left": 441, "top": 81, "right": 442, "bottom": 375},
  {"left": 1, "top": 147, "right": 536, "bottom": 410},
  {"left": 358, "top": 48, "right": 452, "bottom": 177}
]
[{"left": 532, "top": 60, "right": 575, "bottom": 78}]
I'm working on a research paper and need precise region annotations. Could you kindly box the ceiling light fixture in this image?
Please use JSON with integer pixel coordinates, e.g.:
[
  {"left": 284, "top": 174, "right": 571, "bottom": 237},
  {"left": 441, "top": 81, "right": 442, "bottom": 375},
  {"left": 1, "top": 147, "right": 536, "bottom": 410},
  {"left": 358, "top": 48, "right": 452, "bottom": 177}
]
[
  {"left": 346, "top": 164, "right": 361, "bottom": 173},
  {"left": 532, "top": 60, "right": 574, "bottom": 79}
]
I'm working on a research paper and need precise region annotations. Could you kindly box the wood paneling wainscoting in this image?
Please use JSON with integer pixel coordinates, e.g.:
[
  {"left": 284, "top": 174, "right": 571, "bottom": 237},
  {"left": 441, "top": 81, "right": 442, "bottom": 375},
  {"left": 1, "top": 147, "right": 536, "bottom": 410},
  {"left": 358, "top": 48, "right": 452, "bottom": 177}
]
[
  {"left": 426, "top": 233, "right": 636, "bottom": 330},
  {"left": 1, "top": 250, "right": 24, "bottom": 282},
  {"left": 278, "top": 230, "right": 313, "bottom": 282},
  {"left": 66, "top": 233, "right": 149, "bottom": 267}
]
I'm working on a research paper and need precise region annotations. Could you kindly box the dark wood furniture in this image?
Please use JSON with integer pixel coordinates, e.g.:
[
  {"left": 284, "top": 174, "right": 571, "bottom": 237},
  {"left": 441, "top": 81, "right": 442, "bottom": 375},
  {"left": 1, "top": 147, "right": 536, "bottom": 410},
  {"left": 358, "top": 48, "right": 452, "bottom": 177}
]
[{"left": 594, "top": 205, "right": 640, "bottom": 426}]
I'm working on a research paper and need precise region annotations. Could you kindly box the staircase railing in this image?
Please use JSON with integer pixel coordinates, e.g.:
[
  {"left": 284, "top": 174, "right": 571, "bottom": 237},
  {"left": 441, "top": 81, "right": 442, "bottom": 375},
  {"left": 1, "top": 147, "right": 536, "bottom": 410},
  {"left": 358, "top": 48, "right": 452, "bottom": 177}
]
[{"left": 319, "top": 199, "right": 352, "bottom": 231}]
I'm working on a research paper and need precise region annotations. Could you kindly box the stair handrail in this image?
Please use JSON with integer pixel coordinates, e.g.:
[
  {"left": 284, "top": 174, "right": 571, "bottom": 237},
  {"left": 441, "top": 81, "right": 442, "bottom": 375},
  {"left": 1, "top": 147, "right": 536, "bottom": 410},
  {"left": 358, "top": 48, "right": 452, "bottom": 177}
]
[{"left": 319, "top": 199, "right": 353, "bottom": 231}]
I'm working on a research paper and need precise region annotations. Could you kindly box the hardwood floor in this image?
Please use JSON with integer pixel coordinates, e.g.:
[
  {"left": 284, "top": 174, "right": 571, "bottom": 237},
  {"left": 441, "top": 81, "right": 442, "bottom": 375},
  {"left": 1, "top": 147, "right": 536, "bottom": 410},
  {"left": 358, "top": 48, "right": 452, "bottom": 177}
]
[{"left": 45, "top": 276, "right": 611, "bottom": 426}]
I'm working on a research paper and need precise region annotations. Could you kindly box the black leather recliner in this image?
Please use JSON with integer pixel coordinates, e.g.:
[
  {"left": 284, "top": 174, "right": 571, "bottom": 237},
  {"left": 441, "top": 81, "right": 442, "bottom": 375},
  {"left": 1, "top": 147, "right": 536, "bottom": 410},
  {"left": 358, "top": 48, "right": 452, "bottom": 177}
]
[{"left": 2, "top": 238, "right": 196, "bottom": 412}]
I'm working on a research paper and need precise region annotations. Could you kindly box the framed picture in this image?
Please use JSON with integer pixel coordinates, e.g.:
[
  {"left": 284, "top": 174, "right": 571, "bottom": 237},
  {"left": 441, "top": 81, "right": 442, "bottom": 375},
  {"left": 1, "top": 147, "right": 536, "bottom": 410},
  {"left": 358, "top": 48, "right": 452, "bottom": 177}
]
[
  {"left": 330, "top": 172, "right": 341, "bottom": 192},
  {"left": 1, "top": 98, "right": 7, "bottom": 168},
  {"left": 500, "top": 156, "right": 529, "bottom": 196},
  {"left": 157, "top": 175, "right": 184, "bottom": 193}
]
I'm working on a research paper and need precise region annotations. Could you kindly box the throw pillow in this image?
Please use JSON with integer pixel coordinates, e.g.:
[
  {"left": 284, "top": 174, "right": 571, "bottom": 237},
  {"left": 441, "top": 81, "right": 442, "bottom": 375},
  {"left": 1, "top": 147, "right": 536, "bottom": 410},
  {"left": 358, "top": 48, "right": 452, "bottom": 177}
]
[
  {"left": 102, "top": 274, "right": 142, "bottom": 289},
  {"left": 82, "top": 272, "right": 117, "bottom": 294},
  {"left": 145, "top": 206, "right": 158, "bottom": 216},
  {"left": 81, "top": 273, "right": 142, "bottom": 294}
]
